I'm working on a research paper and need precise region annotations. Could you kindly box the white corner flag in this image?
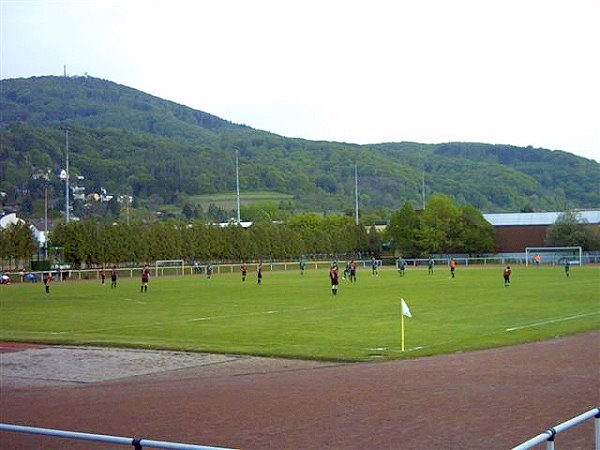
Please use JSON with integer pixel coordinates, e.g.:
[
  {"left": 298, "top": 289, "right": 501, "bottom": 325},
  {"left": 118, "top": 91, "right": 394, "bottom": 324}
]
[
  {"left": 401, "top": 298, "right": 412, "bottom": 318},
  {"left": 400, "top": 298, "right": 412, "bottom": 352}
]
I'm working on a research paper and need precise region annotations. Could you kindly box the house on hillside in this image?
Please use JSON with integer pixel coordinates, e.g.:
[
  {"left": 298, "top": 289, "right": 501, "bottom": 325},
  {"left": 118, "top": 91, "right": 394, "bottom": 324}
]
[
  {"left": 0, "top": 213, "right": 47, "bottom": 249},
  {"left": 482, "top": 211, "right": 600, "bottom": 252}
]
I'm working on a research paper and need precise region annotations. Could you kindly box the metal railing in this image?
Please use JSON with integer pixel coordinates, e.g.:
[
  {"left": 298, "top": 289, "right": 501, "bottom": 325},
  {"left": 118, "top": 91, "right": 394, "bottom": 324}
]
[
  {"left": 511, "top": 407, "right": 600, "bottom": 449},
  {"left": 0, "top": 423, "right": 235, "bottom": 450}
]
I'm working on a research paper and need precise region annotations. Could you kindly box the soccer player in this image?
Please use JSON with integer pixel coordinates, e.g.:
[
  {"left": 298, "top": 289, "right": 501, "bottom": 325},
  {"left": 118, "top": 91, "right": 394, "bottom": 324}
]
[
  {"left": 449, "top": 258, "right": 457, "bottom": 278},
  {"left": 299, "top": 259, "right": 306, "bottom": 276},
  {"left": 111, "top": 266, "right": 118, "bottom": 288},
  {"left": 343, "top": 260, "right": 350, "bottom": 280},
  {"left": 349, "top": 259, "right": 357, "bottom": 283},
  {"left": 564, "top": 259, "right": 570, "bottom": 278},
  {"left": 99, "top": 268, "right": 105, "bottom": 285},
  {"left": 257, "top": 261, "right": 263, "bottom": 285},
  {"left": 206, "top": 263, "right": 213, "bottom": 279},
  {"left": 427, "top": 257, "right": 435, "bottom": 275},
  {"left": 140, "top": 264, "right": 150, "bottom": 293},
  {"left": 42, "top": 272, "right": 52, "bottom": 293},
  {"left": 240, "top": 263, "right": 248, "bottom": 282},
  {"left": 371, "top": 257, "right": 379, "bottom": 276},
  {"left": 503, "top": 265, "right": 512, "bottom": 287},
  {"left": 397, "top": 257, "right": 407, "bottom": 277},
  {"left": 329, "top": 263, "right": 339, "bottom": 295}
]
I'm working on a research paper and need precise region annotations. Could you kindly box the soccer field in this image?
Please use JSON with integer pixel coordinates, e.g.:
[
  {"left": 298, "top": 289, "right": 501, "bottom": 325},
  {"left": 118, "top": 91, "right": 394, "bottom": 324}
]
[{"left": 1, "top": 265, "right": 598, "bottom": 361}]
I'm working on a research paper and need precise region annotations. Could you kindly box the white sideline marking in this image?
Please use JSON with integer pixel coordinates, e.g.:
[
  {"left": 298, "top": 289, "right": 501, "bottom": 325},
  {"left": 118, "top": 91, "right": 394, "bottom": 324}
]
[
  {"left": 505, "top": 312, "right": 599, "bottom": 332},
  {"left": 191, "top": 310, "right": 280, "bottom": 321},
  {"left": 190, "top": 306, "right": 314, "bottom": 322},
  {"left": 119, "top": 297, "right": 148, "bottom": 304}
]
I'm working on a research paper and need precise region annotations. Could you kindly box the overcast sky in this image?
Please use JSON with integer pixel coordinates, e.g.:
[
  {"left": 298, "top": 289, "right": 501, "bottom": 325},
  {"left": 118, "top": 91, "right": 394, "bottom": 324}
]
[{"left": 2, "top": 0, "right": 599, "bottom": 162}]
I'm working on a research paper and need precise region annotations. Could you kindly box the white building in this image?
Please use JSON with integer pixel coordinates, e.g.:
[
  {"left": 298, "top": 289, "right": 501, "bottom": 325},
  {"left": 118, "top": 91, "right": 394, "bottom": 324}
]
[{"left": 0, "top": 213, "right": 47, "bottom": 248}]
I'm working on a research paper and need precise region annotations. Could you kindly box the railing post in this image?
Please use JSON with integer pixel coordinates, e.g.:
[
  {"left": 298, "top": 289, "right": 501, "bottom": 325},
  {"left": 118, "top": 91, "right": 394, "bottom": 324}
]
[
  {"left": 595, "top": 409, "right": 600, "bottom": 450},
  {"left": 545, "top": 428, "right": 556, "bottom": 450}
]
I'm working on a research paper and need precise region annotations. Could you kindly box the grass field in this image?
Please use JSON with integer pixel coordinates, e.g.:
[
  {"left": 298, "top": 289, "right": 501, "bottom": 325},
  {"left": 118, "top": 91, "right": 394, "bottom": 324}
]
[
  {"left": 187, "top": 191, "right": 294, "bottom": 210},
  {"left": 1, "top": 265, "right": 598, "bottom": 361}
]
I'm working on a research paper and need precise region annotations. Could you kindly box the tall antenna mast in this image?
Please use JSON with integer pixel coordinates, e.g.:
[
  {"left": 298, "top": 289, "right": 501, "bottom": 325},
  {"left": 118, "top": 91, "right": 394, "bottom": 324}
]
[
  {"left": 235, "top": 148, "right": 241, "bottom": 224},
  {"left": 354, "top": 161, "right": 359, "bottom": 225},
  {"left": 422, "top": 169, "right": 425, "bottom": 210}
]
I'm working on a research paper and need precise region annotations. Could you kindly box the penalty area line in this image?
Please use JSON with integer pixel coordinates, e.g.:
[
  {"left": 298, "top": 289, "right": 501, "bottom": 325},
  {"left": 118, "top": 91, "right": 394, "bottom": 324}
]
[
  {"left": 191, "top": 310, "right": 280, "bottom": 321},
  {"left": 190, "top": 306, "right": 315, "bottom": 322},
  {"left": 505, "top": 311, "right": 599, "bottom": 332}
]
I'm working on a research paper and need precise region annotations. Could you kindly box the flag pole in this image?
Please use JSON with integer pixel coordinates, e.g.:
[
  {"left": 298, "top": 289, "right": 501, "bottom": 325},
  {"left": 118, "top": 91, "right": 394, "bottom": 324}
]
[{"left": 401, "top": 309, "right": 405, "bottom": 352}]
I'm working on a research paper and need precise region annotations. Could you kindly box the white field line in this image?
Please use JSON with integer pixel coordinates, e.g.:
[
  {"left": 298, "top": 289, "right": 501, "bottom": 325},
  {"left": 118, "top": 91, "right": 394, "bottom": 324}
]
[
  {"left": 118, "top": 297, "right": 148, "bottom": 304},
  {"left": 37, "top": 306, "right": 315, "bottom": 336},
  {"left": 505, "top": 311, "right": 600, "bottom": 332},
  {"left": 191, "top": 310, "right": 280, "bottom": 321}
]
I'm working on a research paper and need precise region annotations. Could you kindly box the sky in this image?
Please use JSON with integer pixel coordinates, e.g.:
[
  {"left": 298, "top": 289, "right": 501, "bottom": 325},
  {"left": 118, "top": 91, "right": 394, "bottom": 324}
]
[{"left": 1, "top": 0, "right": 599, "bottom": 162}]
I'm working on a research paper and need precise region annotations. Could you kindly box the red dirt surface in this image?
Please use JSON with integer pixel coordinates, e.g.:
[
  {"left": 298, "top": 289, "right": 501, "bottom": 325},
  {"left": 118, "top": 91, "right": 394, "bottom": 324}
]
[
  {"left": 0, "top": 342, "right": 46, "bottom": 353},
  {"left": 1, "top": 331, "right": 599, "bottom": 450}
]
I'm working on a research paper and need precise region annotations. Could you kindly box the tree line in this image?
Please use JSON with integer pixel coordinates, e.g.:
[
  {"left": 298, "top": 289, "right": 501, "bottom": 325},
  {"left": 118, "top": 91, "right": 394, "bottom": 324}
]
[{"left": 2, "top": 195, "right": 597, "bottom": 269}]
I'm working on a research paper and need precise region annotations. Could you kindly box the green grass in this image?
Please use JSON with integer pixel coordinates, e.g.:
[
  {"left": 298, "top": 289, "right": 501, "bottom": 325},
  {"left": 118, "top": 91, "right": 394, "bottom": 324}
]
[
  {"left": 188, "top": 191, "right": 294, "bottom": 210},
  {"left": 1, "top": 266, "right": 598, "bottom": 361}
]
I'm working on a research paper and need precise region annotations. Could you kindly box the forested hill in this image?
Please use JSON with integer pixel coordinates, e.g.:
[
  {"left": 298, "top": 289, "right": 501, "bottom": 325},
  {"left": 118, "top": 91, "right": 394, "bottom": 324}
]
[{"left": 1, "top": 75, "right": 598, "bottom": 218}]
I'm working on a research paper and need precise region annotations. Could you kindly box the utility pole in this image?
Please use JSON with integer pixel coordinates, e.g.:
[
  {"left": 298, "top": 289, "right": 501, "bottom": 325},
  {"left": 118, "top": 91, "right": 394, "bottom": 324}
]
[
  {"left": 235, "top": 148, "right": 241, "bottom": 224},
  {"left": 354, "top": 161, "right": 359, "bottom": 225},
  {"left": 422, "top": 169, "right": 426, "bottom": 210},
  {"left": 65, "top": 129, "right": 70, "bottom": 223},
  {"left": 44, "top": 184, "right": 48, "bottom": 259}
]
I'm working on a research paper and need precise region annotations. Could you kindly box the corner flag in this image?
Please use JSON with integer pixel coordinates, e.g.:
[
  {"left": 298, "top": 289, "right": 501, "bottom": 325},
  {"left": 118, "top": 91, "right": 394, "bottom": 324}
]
[
  {"left": 400, "top": 298, "right": 412, "bottom": 352},
  {"left": 401, "top": 298, "right": 412, "bottom": 318}
]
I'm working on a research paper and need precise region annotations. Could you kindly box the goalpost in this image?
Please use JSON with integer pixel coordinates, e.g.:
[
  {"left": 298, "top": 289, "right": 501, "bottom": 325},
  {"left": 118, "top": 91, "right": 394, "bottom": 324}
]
[
  {"left": 525, "top": 247, "right": 583, "bottom": 267},
  {"left": 155, "top": 259, "right": 185, "bottom": 277}
]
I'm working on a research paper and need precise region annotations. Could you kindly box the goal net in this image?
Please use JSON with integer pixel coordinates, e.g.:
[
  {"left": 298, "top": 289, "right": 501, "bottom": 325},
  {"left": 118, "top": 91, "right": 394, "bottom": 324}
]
[
  {"left": 525, "top": 247, "right": 582, "bottom": 267},
  {"left": 155, "top": 259, "right": 185, "bottom": 277}
]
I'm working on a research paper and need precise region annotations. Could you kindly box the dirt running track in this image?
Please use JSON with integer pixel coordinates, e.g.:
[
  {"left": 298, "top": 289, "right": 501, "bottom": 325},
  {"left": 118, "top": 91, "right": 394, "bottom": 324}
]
[{"left": 1, "top": 332, "right": 599, "bottom": 450}]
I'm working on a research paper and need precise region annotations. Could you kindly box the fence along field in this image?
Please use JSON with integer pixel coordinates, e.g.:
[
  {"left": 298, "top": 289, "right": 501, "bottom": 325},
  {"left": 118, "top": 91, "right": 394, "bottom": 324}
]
[{"left": 1, "top": 265, "right": 598, "bottom": 361}]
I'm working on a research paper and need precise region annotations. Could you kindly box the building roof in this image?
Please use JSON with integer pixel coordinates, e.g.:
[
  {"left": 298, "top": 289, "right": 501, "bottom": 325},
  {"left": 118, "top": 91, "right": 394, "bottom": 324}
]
[
  {"left": 483, "top": 210, "right": 600, "bottom": 226},
  {"left": 0, "top": 213, "right": 24, "bottom": 229}
]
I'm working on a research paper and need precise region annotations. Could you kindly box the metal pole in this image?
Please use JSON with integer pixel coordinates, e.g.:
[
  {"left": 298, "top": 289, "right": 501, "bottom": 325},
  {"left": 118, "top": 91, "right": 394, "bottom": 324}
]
[
  {"left": 422, "top": 170, "right": 425, "bottom": 209},
  {"left": 0, "top": 423, "right": 233, "bottom": 449},
  {"left": 44, "top": 185, "right": 48, "bottom": 259},
  {"left": 65, "top": 129, "right": 70, "bottom": 223},
  {"left": 235, "top": 149, "right": 241, "bottom": 224},
  {"left": 594, "top": 410, "right": 599, "bottom": 450},
  {"left": 354, "top": 162, "right": 359, "bottom": 225}
]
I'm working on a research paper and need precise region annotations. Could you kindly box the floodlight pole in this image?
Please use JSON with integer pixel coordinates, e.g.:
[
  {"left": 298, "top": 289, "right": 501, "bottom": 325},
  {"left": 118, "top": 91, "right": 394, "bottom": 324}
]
[
  {"left": 65, "top": 129, "right": 70, "bottom": 223},
  {"left": 44, "top": 184, "right": 48, "bottom": 259},
  {"left": 422, "top": 169, "right": 426, "bottom": 210},
  {"left": 354, "top": 161, "right": 359, "bottom": 225},
  {"left": 235, "top": 148, "right": 241, "bottom": 224}
]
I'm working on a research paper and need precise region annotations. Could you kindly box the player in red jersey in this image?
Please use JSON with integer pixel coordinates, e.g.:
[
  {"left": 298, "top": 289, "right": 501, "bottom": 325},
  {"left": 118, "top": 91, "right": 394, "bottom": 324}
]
[
  {"left": 349, "top": 259, "right": 357, "bottom": 283},
  {"left": 449, "top": 258, "right": 457, "bottom": 278},
  {"left": 329, "top": 263, "right": 339, "bottom": 296},
  {"left": 503, "top": 265, "right": 512, "bottom": 287},
  {"left": 111, "top": 266, "right": 118, "bottom": 288},
  {"left": 141, "top": 264, "right": 150, "bottom": 293}
]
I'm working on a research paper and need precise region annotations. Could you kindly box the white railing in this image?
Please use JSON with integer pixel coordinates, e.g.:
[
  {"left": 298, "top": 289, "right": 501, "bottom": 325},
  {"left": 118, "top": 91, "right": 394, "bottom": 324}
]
[
  {"left": 511, "top": 407, "right": 600, "bottom": 450},
  {"left": 3, "top": 254, "right": 598, "bottom": 284},
  {"left": 0, "top": 423, "right": 234, "bottom": 450}
]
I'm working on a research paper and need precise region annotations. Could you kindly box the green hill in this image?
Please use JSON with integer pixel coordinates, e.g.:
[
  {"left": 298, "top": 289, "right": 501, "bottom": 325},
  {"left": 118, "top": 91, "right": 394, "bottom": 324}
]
[{"left": 1, "top": 75, "right": 598, "bottom": 220}]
